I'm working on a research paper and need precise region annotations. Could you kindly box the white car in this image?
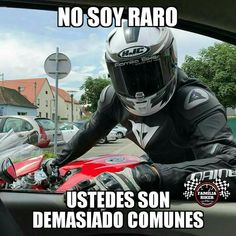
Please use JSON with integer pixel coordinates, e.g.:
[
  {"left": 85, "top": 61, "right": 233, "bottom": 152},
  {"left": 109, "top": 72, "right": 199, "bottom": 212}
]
[
  {"left": 0, "top": 116, "right": 64, "bottom": 148},
  {"left": 59, "top": 122, "right": 79, "bottom": 143},
  {"left": 60, "top": 121, "right": 117, "bottom": 144},
  {"left": 112, "top": 125, "right": 127, "bottom": 138},
  {"left": 97, "top": 130, "right": 118, "bottom": 144}
]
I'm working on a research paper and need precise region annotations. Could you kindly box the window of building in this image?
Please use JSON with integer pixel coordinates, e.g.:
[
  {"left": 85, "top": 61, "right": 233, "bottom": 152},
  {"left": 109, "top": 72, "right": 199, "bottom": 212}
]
[
  {"left": 0, "top": 107, "right": 4, "bottom": 116},
  {"left": 46, "top": 112, "right": 48, "bottom": 118},
  {"left": 17, "top": 112, "right": 27, "bottom": 115},
  {"left": 45, "top": 91, "right": 48, "bottom": 94},
  {"left": 46, "top": 100, "right": 48, "bottom": 107},
  {"left": 37, "top": 98, "right": 40, "bottom": 105},
  {"left": 67, "top": 104, "right": 69, "bottom": 110},
  {"left": 39, "top": 112, "right": 41, "bottom": 117}
]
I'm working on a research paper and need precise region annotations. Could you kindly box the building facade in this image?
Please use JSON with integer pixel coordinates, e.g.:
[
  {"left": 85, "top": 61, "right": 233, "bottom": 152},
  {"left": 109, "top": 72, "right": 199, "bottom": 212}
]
[
  {"left": 0, "top": 86, "right": 37, "bottom": 116},
  {"left": 51, "top": 86, "right": 81, "bottom": 121},
  {"left": 0, "top": 78, "right": 54, "bottom": 118},
  {"left": 0, "top": 78, "right": 81, "bottom": 120}
]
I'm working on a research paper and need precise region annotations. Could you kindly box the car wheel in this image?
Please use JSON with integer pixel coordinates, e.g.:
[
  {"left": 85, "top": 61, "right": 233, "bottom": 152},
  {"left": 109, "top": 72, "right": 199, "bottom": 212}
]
[
  {"left": 98, "top": 137, "right": 107, "bottom": 144},
  {"left": 117, "top": 132, "right": 123, "bottom": 139}
]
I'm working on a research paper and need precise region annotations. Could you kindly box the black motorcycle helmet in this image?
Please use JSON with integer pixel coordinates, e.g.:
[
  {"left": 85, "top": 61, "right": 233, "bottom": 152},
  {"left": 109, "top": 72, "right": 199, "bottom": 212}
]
[{"left": 105, "top": 22, "right": 178, "bottom": 116}]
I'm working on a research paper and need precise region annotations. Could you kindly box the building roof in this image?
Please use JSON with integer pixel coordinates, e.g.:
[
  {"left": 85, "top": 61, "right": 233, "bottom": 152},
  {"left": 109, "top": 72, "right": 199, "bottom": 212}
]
[
  {"left": 51, "top": 86, "right": 79, "bottom": 104},
  {"left": 0, "top": 86, "right": 37, "bottom": 108},
  {"left": 0, "top": 78, "right": 49, "bottom": 103}
]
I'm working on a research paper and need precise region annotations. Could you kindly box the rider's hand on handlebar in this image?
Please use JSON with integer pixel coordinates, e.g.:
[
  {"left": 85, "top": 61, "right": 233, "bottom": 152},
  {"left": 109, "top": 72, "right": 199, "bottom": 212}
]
[
  {"left": 42, "top": 159, "right": 56, "bottom": 176},
  {"left": 42, "top": 159, "right": 61, "bottom": 184},
  {"left": 76, "top": 163, "right": 160, "bottom": 192}
]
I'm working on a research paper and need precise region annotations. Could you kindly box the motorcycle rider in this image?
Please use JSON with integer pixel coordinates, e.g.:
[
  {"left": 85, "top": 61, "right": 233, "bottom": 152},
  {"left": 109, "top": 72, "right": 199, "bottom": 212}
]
[{"left": 46, "top": 23, "right": 236, "bottom": 197}]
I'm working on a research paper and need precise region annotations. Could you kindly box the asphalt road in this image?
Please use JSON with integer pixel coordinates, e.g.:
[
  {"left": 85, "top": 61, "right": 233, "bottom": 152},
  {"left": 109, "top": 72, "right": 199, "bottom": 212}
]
[{"left": 47, "top": 138, "right": 145, "bottom": 159}]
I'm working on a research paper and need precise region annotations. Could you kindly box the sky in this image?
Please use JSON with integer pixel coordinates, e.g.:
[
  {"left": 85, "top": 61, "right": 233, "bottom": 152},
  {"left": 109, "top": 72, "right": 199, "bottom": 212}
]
[{"left": 0, "top": 7, "right": 221, "bottom": 99}]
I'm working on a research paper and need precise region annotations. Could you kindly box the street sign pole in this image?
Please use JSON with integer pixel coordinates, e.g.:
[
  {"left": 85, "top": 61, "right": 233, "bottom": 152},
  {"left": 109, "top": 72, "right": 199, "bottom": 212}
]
[
  {"left": 44, "top": 49, "right": 71, "bottom": 155},
  {"left": 54, "top": 47, "right": 59, "bottom": 154}
]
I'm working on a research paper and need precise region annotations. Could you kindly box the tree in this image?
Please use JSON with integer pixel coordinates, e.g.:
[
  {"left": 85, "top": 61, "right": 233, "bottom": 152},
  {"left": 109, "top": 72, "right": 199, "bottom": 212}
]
[
  {"left": 80, "top": 75, "right": 111, "bottom": 112},
  {"left": 181, "top": 42, "right": 236, "bottom": 108}
]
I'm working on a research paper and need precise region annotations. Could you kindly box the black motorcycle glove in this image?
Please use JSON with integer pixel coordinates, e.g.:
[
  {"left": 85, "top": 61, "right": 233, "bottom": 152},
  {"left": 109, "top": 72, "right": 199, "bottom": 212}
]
[
  {"left": 42, "top": 159, "right": 55, "bottom": 176},
  {"left": 76, "top": 163, "right": 160, "bottom": 192},
  {"left": 42, "top": 159, "right": 60, "bottom": 184}
]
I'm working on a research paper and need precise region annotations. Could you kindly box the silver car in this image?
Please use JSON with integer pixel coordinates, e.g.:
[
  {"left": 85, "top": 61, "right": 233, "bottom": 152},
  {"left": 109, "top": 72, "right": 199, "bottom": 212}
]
[
  {"left": 60, "top": 121, "right": 118, "bottom": 144},
  {"left": 0, "top": 116, "right": 64, "bottom": 148},
  {"left": 97, "top": 130, "right": 118, "bottom": 144},
  {"left": 112, "top": 124, "right": 127, "bottom": 139}
]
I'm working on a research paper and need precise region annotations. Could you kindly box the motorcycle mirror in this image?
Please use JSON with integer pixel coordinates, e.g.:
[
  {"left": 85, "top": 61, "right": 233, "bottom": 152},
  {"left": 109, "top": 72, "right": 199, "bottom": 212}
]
[
  {"left": 0, "top": 158, "right": 17, "bottom": 184},
  {"left": 27, "top": 130, "right": 39, "bottom": 145}
]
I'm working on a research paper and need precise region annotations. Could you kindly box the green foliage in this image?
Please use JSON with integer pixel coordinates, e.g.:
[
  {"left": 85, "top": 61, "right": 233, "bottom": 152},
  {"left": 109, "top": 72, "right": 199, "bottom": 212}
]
[
  {"left": 80, "top": 75, "right": 111, "bottom": 112},
  {"left": 181, "top": 42, "right": 236, "bottom": 108},
  {"left": 43, "top": 151, "right": 56, "bottom": 159},
  {"left": 80, "top": 114, "right": 92, "bottom": 120}
]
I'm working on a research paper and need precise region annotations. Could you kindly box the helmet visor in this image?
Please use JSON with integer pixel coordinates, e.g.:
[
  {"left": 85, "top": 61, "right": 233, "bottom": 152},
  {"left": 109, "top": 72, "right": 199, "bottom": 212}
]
[{"left": 107, "top": 48, "right": 176, "bottom": 98}]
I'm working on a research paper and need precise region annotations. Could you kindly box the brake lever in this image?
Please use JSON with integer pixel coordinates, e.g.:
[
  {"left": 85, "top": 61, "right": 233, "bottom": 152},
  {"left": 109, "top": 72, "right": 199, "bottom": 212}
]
[{"left": 48, "top": 166, "right": 60, "bottom": 184}]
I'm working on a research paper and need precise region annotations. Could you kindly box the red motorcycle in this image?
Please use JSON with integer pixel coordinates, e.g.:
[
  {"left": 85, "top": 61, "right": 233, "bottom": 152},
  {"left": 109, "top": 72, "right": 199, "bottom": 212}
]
[{"left": 0, "top": 130, "right": 141, "bottom": 192}]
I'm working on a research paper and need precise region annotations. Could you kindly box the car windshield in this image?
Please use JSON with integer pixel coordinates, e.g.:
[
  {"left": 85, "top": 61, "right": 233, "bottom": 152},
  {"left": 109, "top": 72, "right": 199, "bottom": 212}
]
[
  {"left": 35, "top": 119, "right": 55, "bottom": 131},
  {"left": 73, "top": 121, "right": 86, "bottom": 129},
  {"left": 59, "top": 122, "right": 73, "bottom": 130}
]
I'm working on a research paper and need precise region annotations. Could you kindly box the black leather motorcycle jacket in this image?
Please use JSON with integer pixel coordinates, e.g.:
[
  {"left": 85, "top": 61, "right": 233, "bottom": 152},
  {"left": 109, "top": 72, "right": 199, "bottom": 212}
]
[{"left": 55, "top": 68, "right": 236, "bottom": 196}]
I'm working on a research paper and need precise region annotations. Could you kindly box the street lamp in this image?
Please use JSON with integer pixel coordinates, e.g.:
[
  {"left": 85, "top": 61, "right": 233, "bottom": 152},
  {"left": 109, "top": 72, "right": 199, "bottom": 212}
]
[{"left": 67, "top": 90, "right": 78, "bottom": 122}]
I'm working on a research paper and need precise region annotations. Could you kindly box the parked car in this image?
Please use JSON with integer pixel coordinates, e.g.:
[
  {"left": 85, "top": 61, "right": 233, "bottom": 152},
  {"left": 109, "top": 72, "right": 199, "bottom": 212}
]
[
  {"left": 97, "top": 130, "right": 118, "bottom": 144},
  {"left": 112, "top": 124, "right": 127, "bottom": 138},
  {"left": 73, "top": 120, "right": 88, "bottom": 129},
  {"left": 35, "top": 117, "right": 64, "bottom": 147},
  {"left": 59, "top": 122, "right": 79, "bottom": 143},
  {"left": 0, "top": 116, "right": 64, "bottom": 148},
  {"left": 60, "top": 120, "right": 117, "bottom": 144}
]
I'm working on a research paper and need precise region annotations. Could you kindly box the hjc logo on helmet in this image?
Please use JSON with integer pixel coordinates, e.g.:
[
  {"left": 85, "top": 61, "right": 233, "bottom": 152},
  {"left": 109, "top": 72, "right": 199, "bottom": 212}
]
[{"left": 118, "top": 46, "right": 150, "bottom": 58}]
